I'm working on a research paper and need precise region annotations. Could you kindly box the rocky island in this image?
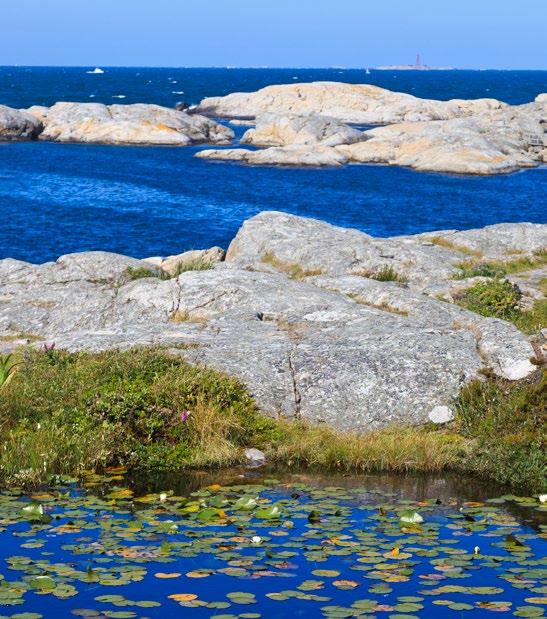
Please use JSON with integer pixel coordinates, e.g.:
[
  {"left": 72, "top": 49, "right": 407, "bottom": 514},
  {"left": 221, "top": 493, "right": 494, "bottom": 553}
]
[
  {"left": 196, "top": 82, "right": 547, "bottom": 174},
  {"left": 1, "top": 82, "right": 545, "bottom": 174},
  {"left": 0, "top": 101, "right": 233, "bottom": 145}
]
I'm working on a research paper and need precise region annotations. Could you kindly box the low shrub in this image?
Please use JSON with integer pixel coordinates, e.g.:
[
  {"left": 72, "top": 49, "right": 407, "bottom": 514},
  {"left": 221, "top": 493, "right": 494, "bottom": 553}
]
[{"left": 457, "top": 279, "right": 521, "bottom": 320}]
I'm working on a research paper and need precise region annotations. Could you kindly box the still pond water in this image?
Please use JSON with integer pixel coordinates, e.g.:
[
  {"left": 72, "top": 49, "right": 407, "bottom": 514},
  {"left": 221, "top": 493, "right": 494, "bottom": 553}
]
[{"left": 0, "top": 469, "right": 545, "bottom": 619}]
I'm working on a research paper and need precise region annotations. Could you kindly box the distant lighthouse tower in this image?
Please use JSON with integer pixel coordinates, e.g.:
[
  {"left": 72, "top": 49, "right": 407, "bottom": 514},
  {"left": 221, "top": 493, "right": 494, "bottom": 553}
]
[{"left": 415, "top": 53, "right": 421, "bottom": 68}]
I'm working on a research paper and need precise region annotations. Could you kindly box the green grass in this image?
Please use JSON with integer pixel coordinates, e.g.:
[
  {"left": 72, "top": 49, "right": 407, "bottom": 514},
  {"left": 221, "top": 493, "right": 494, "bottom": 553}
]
[
  {"left": 453, "top": 370, "right": 546, "bottom": 491},
  {"left": 0, "top": 348, "right": 544, "bottom": 492},
  {"left": 456, "top": 279, "right": 547, "bottom": 334},
  {"left": 357, "top": 265, "right": 409, "bottom": 284},
  {"left": 453, "top": 249, "right": 547, "bottom": 280},
  {"left": 124, "top": 258, "right": 215, "bottom": 282}
]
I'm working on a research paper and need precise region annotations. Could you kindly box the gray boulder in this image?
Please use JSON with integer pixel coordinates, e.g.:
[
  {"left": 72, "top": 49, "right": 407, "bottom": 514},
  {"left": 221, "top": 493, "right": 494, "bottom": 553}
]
[
  {"left": 0, "top": 213, "right": 542, "bottom": 432},
  {"left": 0, "top": 105, "right": 43, "bottom": 140}
]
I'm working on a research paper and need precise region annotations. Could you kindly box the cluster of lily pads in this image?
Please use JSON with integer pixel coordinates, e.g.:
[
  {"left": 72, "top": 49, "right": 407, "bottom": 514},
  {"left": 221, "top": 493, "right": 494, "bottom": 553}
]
[{"left": 0, "top": 470, "right": 545, "bottom": 618}]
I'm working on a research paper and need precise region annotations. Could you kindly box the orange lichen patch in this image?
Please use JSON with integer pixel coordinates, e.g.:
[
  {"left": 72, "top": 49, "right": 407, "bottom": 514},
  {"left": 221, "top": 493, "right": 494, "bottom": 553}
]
[{"left": 155, "top": 123, "right": 177, "bottom": 132}]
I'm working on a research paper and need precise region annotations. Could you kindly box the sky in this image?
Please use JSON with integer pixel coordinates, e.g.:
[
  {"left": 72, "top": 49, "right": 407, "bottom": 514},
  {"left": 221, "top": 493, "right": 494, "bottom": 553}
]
[{"left": 1, "top": 0, "right": 546, "bottom": 69}]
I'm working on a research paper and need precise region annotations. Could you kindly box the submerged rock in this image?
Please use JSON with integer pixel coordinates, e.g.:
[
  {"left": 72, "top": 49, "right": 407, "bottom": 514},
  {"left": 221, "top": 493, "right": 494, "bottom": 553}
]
[
  {"left": 0, "top": 104, "right": 43, "bottom": 140},
  {"left": 27, "top": 102, "right": 234, "bottom": 145},
  {"left": 0, "top": 213, "right": 542, "bottom": 431},
  {"left": 196, "top": 81, "right": 507, "bottom": 124}
]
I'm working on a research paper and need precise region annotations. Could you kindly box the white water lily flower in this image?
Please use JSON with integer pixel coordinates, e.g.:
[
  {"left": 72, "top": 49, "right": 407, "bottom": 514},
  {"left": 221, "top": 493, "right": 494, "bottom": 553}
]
[
  {"left": 399, "top": 510, "right": 424, "bottom": 524},
  {"left": 159, "top": 493, "right": 168, "bottom": 502},
  {"left": 474, "top": 546, "right": 480, "bottom": 555},
  {"left": 251, "top": 536, "right": 262, "bottom": 544},
  {"left": 539, "top": 495, "right": 547, "bottom": 503}
]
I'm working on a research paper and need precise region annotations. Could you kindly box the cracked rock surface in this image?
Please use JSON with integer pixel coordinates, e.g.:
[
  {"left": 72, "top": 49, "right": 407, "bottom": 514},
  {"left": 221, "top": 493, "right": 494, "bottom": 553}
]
[{"left": 1, "top": 213, "right": 544, "bottom": 431}]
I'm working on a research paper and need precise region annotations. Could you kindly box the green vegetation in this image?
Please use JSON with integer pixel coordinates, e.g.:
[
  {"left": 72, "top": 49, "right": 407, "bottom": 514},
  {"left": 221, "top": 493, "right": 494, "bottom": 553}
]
[
  {"left": 0, "top": 354, "right": 21, "bottom": 391},
  {"left": 0, "top": 348, "right": 544, "bottom": 491},
  {"left": 456, "top": 279, "right": 547, "bottom": 333},
  {"left": 453, "top": 249, "right": 547, "bottom": 280},
  {"left": 261, "top": 251, "right": 324, "bottom": 280},
  {"left": 456, "top": 279, "right": 521, "bottom": 320},
  {"left": 454, "top": 371, "right": 546, "bottom": 491},
  {"left": 124, "top": 258, "right": 215, "bottom": 282},
  {"left": 357, "top": 265, "right": 409, "bottom": 284},
  {"left": 0, "top": 348, "right": 260, "bottom": 486},
  {"left": 371, "top": 265, "right": 409, "bottom": 283}
]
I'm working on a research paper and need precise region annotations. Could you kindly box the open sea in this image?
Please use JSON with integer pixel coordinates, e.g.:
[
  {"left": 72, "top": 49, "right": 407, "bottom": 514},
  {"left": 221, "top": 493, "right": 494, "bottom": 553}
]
[{"left": 0, "top": 67, "right": 546, "bottom": 263}]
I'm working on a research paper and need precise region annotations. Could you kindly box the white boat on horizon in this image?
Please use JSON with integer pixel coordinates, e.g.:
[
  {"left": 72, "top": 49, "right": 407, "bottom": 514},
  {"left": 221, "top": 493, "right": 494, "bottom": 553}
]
[{"left": 87, "top": 67, "right": 105, "bottom": 74}]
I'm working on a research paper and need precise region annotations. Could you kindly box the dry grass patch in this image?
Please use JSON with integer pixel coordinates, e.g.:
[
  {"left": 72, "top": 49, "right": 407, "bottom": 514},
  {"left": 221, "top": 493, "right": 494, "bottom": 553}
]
[
  {"left": 347, "top": 293, "right": 409, "bottom": 316},
  {"left": 428, "top": 236, "right": 483, "bottom": 258},
  {"left": 269, "top": 421, "right": 467, "bottom": 474},
  {"left": 261, "top": 251, "right": 324, "bottom": 280},
  {"left": 453, "top": 249, "right": 547, "bottom": 280},
  {"left": 170, "top": 310, "right": 209, "bottom": 324}
]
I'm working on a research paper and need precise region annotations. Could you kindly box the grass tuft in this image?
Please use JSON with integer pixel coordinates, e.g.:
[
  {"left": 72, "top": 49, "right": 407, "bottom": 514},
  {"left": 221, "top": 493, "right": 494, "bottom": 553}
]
[
  {"left": 357, "top": 265, "right": 409, "bottom": 284},
  {"left": 124, "top": 258, "right": 215, "bottom": 282},
  {"left": 428, "top": 236, "right": 483, "bottom": 257}
]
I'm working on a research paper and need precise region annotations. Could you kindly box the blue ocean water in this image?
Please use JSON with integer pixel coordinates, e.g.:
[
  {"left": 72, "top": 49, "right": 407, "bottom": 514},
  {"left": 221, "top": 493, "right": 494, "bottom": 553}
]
[{"left": 0, "top": 67, "right": 546, "bottom": 263}]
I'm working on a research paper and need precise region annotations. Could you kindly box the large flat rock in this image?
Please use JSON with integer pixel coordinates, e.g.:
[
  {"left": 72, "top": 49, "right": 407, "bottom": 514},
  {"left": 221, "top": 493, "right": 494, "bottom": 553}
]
[
  {"left": 196, "top": 81, "right": 507, "bottom": 124},
  {"left": 27, "top": 102, "right": 234, "bottom": 145},
  {"left": 1, "top": 213, "right": 542, "bottom": 431}
]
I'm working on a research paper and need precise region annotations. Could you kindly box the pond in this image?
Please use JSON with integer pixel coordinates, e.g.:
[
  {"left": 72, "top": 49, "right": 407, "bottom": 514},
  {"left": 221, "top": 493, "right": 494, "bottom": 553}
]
[{"left": 0, "top": 469, "right": 545, "bottom": 619}]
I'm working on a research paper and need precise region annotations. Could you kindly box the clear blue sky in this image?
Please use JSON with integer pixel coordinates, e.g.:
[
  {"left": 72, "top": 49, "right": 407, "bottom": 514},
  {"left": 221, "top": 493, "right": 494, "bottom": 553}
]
[{"left": 1, "top": 0, "right": 545, "bottom": 69}]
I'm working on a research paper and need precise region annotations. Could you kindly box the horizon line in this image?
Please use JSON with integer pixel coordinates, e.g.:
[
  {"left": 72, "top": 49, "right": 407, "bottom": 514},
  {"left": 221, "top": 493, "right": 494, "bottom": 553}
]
[{"left": 1, "top": 64, "right": 546, "bottom": 72}]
